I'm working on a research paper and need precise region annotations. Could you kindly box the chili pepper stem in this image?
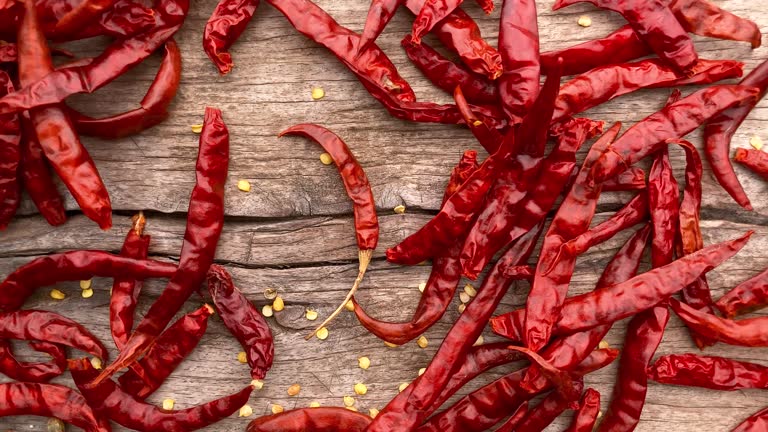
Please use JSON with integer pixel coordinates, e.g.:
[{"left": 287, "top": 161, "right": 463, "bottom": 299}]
[
  {"left": 132, "top": 211, "right": 146, "bottom": 236},
  {"left": 306, "top": 249, "right": 373, "bottom": 340}
]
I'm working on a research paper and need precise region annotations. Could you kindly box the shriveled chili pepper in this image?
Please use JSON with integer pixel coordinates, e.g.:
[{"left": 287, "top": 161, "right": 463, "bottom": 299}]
[
  {"left": 411, "top": 0, "right": 465, "bottom": 44},
  {"left": 716, "top": 266, "right": 768, "bottom": 318},
  {"left": 0, "top": 382, "right": 111, "bottom": 432},
  {"left": 649, "top": 353, "right": 768, "bottom": 391},
  {"left": 0, "top": 69, "right": 20, "bottom": 230},
  {"left": 118, "top": 304, "right": 213, "bottom": 399},
  {"left": 0, "top": 310, "right": 108, "bottom": 359},
  {"left": 247, "top": 407, "right": 372, "bottom": 431},
  {"left": 203, "top": 0, "right": 258, "bottom": 74},
  {"left": 670, "top": 0, "right": 761, "bottom": 48},
  {"left": 0, "top": 340, "right": 66, "bottom": 382},
  {"left": 19, "top": 115, "right": 66, "bottom": 226},
  {"left": 514, "top": 383, "right": 584, "bottom": 432},
  {"left": 359, "top": 0, "right": 405, "bottom": 54},
  {"left": 551, "top": 58, "right": 744, "bottom": 123},
  {"left": 732, "top": 407, "right": 768, "bottom": 432},
  {"left": 453, "top": 87, "right": 502, "bottom": 153},
  {"left": 670, "top": 298, "right": 768, "bottom": 347},
  {"left": 553, "top": 0, "right": 698, "bottom": 73},
  {"left": 70, "top": 358, "right": 253, "bottom": 431},
  {"left": 567, "top": 388, "right": 601, "bottom": 432},
  {"left": 508, "top": 345, "right": 581, "bottom": 403},
  {"left": 110, "top": 212, "right": 150, "bottom": 350},
  {"left": 52, "top": 0, "right": 118, "bottom": 37},
  {"left": 498, "top": 0, "right": 539, "bottom": 122},
  {"left": 491, "top": 231, "right": 752, "bottom": 341},
  {"left": 735, "top": 147, "right": 768, "bottom": 179},
  {"left": 278, "top": 124, "right": 378, "bottom": 338},
  {"left": 96, "top": 106, "right": 228, "bottom": 384},
  {"left": 207, "top": 265, "right": 274, "bottom": 378},
  {"left": 649, "top": 149, "right": 678, "bottom": 269},
  {"left": 494, "top": 402, "right": 530, "bottom": 432},
  {"left": 589, "top": 85, "right": 759, "bottom": 185},
  {"left": 601, "top": 167, "right": 646, "bottom": 192}
]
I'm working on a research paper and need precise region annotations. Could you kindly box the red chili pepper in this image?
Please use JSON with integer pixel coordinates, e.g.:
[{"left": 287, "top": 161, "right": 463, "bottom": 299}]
[
  {"left": 670, "top": 298, "right": 768, "bottom": 347},
  {"left": 0, "top": 310, "right": 108, "bottom": 359},
  {"left": 494, "top": 402, "right": 530, "bottom": 432},
  {"left": 716, "top": 266, "right": 768, "bottom": 318},
  {"left": 553, "top": 0, "right": 698, "bottom": 73},
  {"left": 70, "top": 358, "right": 253, "bottom": 431},
  {"left": 589, "top": 85, "right": 759, "bottom": 185},
  {"left": 0, "top": 41, "right": 15, "bottom": 62},
  {"left": 203, "top": 0, "right": 259, "bottom": 74},
  {"left": 601, "top": 167, "right": 646, "bottom": 191},
  {"left": 508, "top": 345, "right": 581, "bottom": 403},
  {"left": 0, "top": 382, "right": 111, "bottom": 432},
  {"left": 207, "top": 265, "right": 274, "bottom": 378},
  {"left": 551, "top": 58, "right": 744, "bottom": 123},
  {"left": 649, "top": 353, "right": 768, "bottom": 391},
  {"left": 0, "top": 340, "right": 66, "bottom": 382},
  {"left": 735, "top": 147, "right": 768, "bottom": 179},
  {"left": 498, "top": 0, "right": 539, "bottom": 122},
  {"left": 52, "top": 0, "right": 118, "bottom": 37},
  {"left": 649, "top": 149, "right": 678, "bottom": 269},
  {"left": 18, "top": 114, "right": 66, "bottom": 226},
  {"left": 567, "top": 388, "right": 601, "bottom": 432},
  {"left": 359, "top": 0, "right": 406, "bottom": 54},
  {"left": 247, "top": 407, "right": 372, "bottom": 431},
  {"left": 118, "top": 304, "right": 213, "bottom": 399},
  {"left": 0, "top": 69, "right": 20, "bottom": 230},
  {"left": 453, "top": 87, "right": 503, "bottom": 154},
  {"left": 513, "top": 382, "right": 584, "bottom": 432},
  {"left": 96, "top": 107, "right": 228, "bottom": 384},
  {"left": 670, "top": 0, "right": 761, "bottom": 48},
  {"left": 411, "top": 0, "right": 465, "bottom": 44},
  {"left": 491, "top": 231, "right": 752, "bottom": 341},
  {"left": 732, "top": 407, "right": 768, "bottom": 432},
  {"left": 703, "top": 60, "right": 768, "bottom": 210}
]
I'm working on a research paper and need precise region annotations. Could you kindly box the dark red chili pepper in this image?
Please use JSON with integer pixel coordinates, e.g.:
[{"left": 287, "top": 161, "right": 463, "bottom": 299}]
[
  {"left": 207, "top": 265, "right": 274, "bottom": 379},
  {"left": 118, "top": 304, "right": 213, "bottom": 399},
  {"left": 70, "top": 358, "right": 253, "bottom": 431},
  {"left": 513, "top": 383, "right": 584, "bottom": 432},
  {"left": 96, "top": 106, "right": 228, "bottom": 384},
  {"left": 0, "top": 69, "right": 20, "bottom": 230},
  {"left": 589, "top": 85, "right": 759, "bottom": 185},
  {"left": 498, "top": 0, "right": 539, "bottom": 122},
  {"left": 508, "top": 345, "right": 581, "bottom": 403},
  {"left": 670, "top": 298, "right": 768, "bottom": 347},
  {"left": 649, "top": 353, "right": 768, "bottom": 391},
  {"left": 453, "top": 87, "right": 503, "bottom": 154},
  {"left": 649, "top": 149, "right": 678, "bottom": 269},
  {"left": 442, "top": 150, "right": 479, "bottom": 203},
  {"left": 411, "top": 0, "right": 465, "bottom": 44},
  {"left": 247, "top": 407, "right": 372, "bottom": 431},
  {"left": 517, "top": 57, "right": 564, "bottom": 157},
  {"left": 735, "top": 148, "right": 768, "bottom": 179},
  {"left": 491, "top": 231, "right": 752, "bottom": 341},
  {"left": 0, "top": 382, "right": 111, "bottom": 432},
  {"left": 0, "top": 310, "right": 108, "bottom": 359},
  {"left": 0, "top": 41, "right": 15, "bottom": 62},
  {"left": 57, "top": 0, "right": 156, "bottom": 41},
  {"left": 494, "top": 402, "right": 530, "bottom": 432},
  {"left": 551, "top": 58, "right": 744, "bottom": 123},
  {"left": 18, "top": 115, "right": 66, "bottom": 226},
  {"left": 601, "top": 167, "right": 646, "bottom": 191},
  {"left": 732, "top": 407, "right": 768, "bottom": 432},
  {"left": 52, "top": 0, "right": 118, "bottom": 37},
  {"left": 203, "top": 0, "right": 258, "bottom": 74},
  {"left": 716, "top": 266, "right": 768, "bottom": 318},
  {"left": 278, "top": 124, "right": 378, "bottom": 338},
  {"left": 567, "top": 388, "right": 601, "bottom": 432},
  {"left": 553, "top": 0, "right": 698, "bottom": 73},
  {"left": 670, "top": 0, "right": 761, "bottom": 48},
  {"left": 0, "top": 340, "right": 66, "bottom": 382},
  {"left": 359, "top": 0, "right": 405, "bottom": 54}
]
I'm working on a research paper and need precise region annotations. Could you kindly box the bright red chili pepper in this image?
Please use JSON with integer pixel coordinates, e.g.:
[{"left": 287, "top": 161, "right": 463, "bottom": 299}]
[
  {"left": 0, "top": 69, "right": 20, "bottom": 230},
  {"left": 453, "top": 87, "right": 503, "bottom": 153},
  {"left": 0, "top": 310, "right": 108, "bottom": 359},
  {"left": 411, "top": 0, "right": 465, "bottom": 44},
  {"left": 18, "top": 115, "right": 66, "bottom": 226},
  {"left": 732, "top": 407, "right": 768, "bottom": 432},
  {"left": 0, "top": 340, "right": 66, "bottom": 383},
  {"left": 735, "top": 147, "right": 768, "bottom": 179},
  {"left": 649, "top": 353, "right": 768, "bottom": 391},
  {"left": 203, "top": 0, "right": 259, "bottom": 74},
  {"left": 567, "top": 388, "right": 601, "bottom": 432},
  {"left": 513, "top": 383, "right": 584, "bottom": 432},
  {"left": 498, "top": 0, "right": 539, "bottom": 122},
  {"left": 359, "top": 0, "right": 405, "bottom": 54},
  {"left": 508, "top": 345, "right": 581, "bottom": 403},
  {"left": 670, "top": 298, "right": 768, "bottom": 347},
  {"left": 247, "top": 407, "right": 372, "bottom": 431},
  {"left": 52, "top": 0, "right": 118, "bottom": 37},
  {"left": 601, "top": 167, "right": 646, "bottom": 191},
  {"left": 670, "top": 0, "right": 761, "bottom": 48},
  {"left": 716, "top": 266, "right": 768, "bottom": 318}
]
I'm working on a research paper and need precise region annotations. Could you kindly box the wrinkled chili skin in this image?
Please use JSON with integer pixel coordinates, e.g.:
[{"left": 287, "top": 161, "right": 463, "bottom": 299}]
[
  {"left": 602, "top": 167, "right": 646, "bottom": 192},
  {"left": 514, "top": 384, "right": 584, "bottom": 432},
  {"left": 0, "top": 70, "right": 19, "bottom": 230},
  {"left": 19, "top": 115, "right": 66, "bottom": 226},
  {"left": 52, "top": 0, "right": 119, "bottom": 38},
  {"left": 716, "top": 267, "right": 768, "bottom": 318},
  {"left": 732, "top": 407, "right": 768, "bottom": 432},
  {"left": 0, "top": 340, "right": 66, "bottom": 382},
  {"left": 567, "top": 388, "right": 601, "bottom": 432},
  {"left": 359, "top": 0, "right": 405, "bottom": 55},
  {"left": 453, "top": 87, "right": 503, "bottom": 154},
  {"left": 670, "top": 298, "right": 768, "bottom": 347},
  {"left": 649, "top": 353, "right": 768, "bottom": 391},
  {"left": 411, "top": 0, "right": 465, "bottom": 44},
  {"left": 207, "top": 265, "right": 274, "bottom": 379},
  {"left": 247, "top": 407, "right": 372, "bottom": 431},
  {"left": 498, "top": 0, "right": 539, "bottom": 122},
  {"left": 735, "top": 148, "right": 768, "bottom": 179},
  {"left": 203, "top": 0, "right": 258, "bottom": 74},
  {"left": 0, "top": 310, "right": 108, "bottom": 359},
  {"left": 494, "top": 402, "right": 529, "bottom": 432},
  {"left": 0, "top": 382, "right": 111, "bottom": 432},
  {"left": 670, "top": 0, "right": 761, "bottom": 48}
]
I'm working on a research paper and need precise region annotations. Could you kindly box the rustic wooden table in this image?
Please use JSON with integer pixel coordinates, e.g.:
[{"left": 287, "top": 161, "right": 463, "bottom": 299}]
[{"left": 2, "top": 0, "right": 768, "bottom": 430}]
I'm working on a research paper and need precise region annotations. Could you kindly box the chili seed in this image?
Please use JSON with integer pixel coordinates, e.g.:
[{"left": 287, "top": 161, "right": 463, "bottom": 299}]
[
  {"left": 578, "top": 15, "right": 592, "bottom": 27},
  {"left": 81, "top": 288, "right": 94, "bottom": 299},
  {"left": 191, "top": 124, "right": 203, "bottom": 133},
  {"left": 418, "top": 367, "right": 426, "bottom": 376},
  {"left": 272, "top": 296, "right": 285, "bottom": 312},
  {"left": 358, "top": 356, "right": 371, "bottom": 369},
  {"left": 47, "top": 418, "right": 65, "bottom": 432},
  {"left": 598, "top": 340, "right": 610, "bottom": 349},
  {"left": 262, "top": 305, "right": 274, "bottom": 317},
  {"left": 458, "top": 303, "right": 466, "bottom": 313},
  {"left": 271, "top": 404, "right": 284, "bottom": 414},
  {"left": 316, "top": 327, "right": 329, "bottom": 340},
  {"left": 393, "top": 205, "right": 406, "bottom": 214},
  {"left": 750, "top": 135, "right": 764, "bottom": 150},
  {"left": 90, "top": 357, "right": 102, "bottom": 370},
  {"left": 162, "top": 399, "right": 175, "bottom": 410},
  {"left": 237, "top": 180, "right": 251, "bottom": 192},
  {"left": 343, "top": 395, "right": 355, "bottom": 407},
  {"left": 287, "top": 384, "right": 301, "bottom": 396},
  {"left": 251, "top": 379, "right": 264, "bottom": 390},
  {"left": 369, "top": 408, "right": 380, "bottom": 418},
  {"left": 239, "top": 405, "right": 253, "bottom": 417},
  {"left": 459, "top": 292, "right": 471, "bottom": 303},
  {"left": 50, "top": 289, "right": 66, "bottom": 300},
  {"left": 474, "top": 335, "right": 484, "bottom": 346},
  {"left": 237, "top": 351, "right": 248, "bottom": 363},
  {"left": 345, "top": 300, "right": 355, "bottom": 311},
  {"left": 305, "top": 308, "right": 318, "bottom": 320},
  {"left": 309, "top": 401, "right": 321, "bottom": 408},
  {"left": 472, "top": 120, "right": 483, "bottom": 127},
  {"left": 384, "top": 341, "right": 398, "bottom": 348},
  {"left": 264, "top": 288, "right": 277, "bottom": 300},
  {"left": 354, "top": 383, "right": 368, "bottom": 395},
  {"left": 320, "top": 153, "right": 333, "bottom": 165},
  {"left": 418, "top": 282, "right": 427, "bottom": 292},
  {"left": 80, "top": 279, "right": 92, "bottom": 289},
  {"left": 398, "top": 382, "right": 409, "bottom": 392},
  {"left": 311, "top": 87, "right": 325, "bottom": 100},
  {"left": 346, "top": 406, "right": 358, "bottom": 412},
  {"left": 464, "top": 284, "right": 477, "bottom": 297},
  {"left": 416, "top": 336, "right": 428, "bottom": 349}
]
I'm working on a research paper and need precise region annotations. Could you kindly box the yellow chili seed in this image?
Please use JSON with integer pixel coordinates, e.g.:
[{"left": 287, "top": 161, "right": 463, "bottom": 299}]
[
  {"left": 418, "top": 367, "right": 426, "bottom": 376},
  {"left": 191, "top": 124, "right": 203, "bottom": 133},
  {"left": 354, "top": 383, "right": 368, "bottom": 395},
  {"left": 393, "top": 205, "right": 406, "bottom": 214},
  {"left": 464, "top": 284, "right": 477, "bottom": 297},
  {"left": 398, "top": 382, "right": 409, "bottom": 392},
  {"left": 346, "top": 406, "right": 358, "bottom": 412},
  {"left": 384, "top": 341, "right": 398, "bottom": 348},
  {"left": 47, "top": 418, "right": 65, "bottom": 432},
  {"left": 262, "top": 305, "right": 274, "bottom": 317},
  {"left": 80, "top": 279, "right": 92, "bottom": 290},
  {"left": 459, "top": 292, "right": 471, "bottom": 304},
  {"left": 369, "top": 408, "right": 380, "bottom": 418},
  {"left": 458, "top": 303, "right": 466, "bottom": 313},
  {"left": 162, "top": 399, "right": 175, "bottom": 410},
  {"left": 50, "top": 289, "right": 66, "bottom": 300},
  {"left": 311, "top": 87, "right": 325, "bottom": 100},
  {"left": 271, "top": 404, "right": 284, "bottom": 414},
  {"left": 305, "top": 308, "right": 318, "bottom": 321},
  {"left": 343, "top": 396, "right": 355, "bottom": 407},
  {"left": 358, "top": 356, "right": 371, "bottom": 370},
  {"left": 472, "top": 120, "right": 483, "bottom": 127},
  {"left": 598, "top": 340, "right": 610, "bottom": 349},
  {"left": 81, "top": 288, "right": 94, "bottom": 299},
  {"left": 90, "top": 357, "right": 102, "bottom": 370},
  {"left": 418, "top": 282, "right": 427, "bottom": 293},
  {"left": 345, "top": 300, "right": 355, "bottom": 312},
  {"left": 750, "top": 135, "right": 764, "bottom": 150},
  {"left": 416, "top": 336, "right": 428, "bottom": 349},
  {"left": 316, "top": 327, "right": 329, "bottom": 340},
  {"left": 239, "top": 405, "right": 253, "bottom": 417},
  {"left": 320, "top": 153, "right": 333, "bottom": 165},
  {"left": 474, "top": 335, "right": 484, "bottom": 346},
  {"left": 578, "top": 15, "right": 592, "bottom": 27},
  {"left": 287, "top": 384, "right": 301, "bottom": 396},
  {"left": 237, "top": 180, "right": 251, "bottom": 192},
  {"left": 264, "top": 288, "right": 277, "bottom": 300},
  {"left": 251, "top": 379, "right": 264, "bottom": 390},
  {"left": 272, "top": 296, "right": 285, "bottom": 312},
  {"left": 309, "top": 401, "right": 321, "bottom": 408},
  {"left": 237, "top": 351, "right": 248, "bottom": 364}
]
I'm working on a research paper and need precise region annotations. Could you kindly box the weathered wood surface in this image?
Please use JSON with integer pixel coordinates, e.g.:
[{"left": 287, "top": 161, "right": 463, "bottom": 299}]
[{"left": 1, "top": 0, "right": 768, "bottom": 430}]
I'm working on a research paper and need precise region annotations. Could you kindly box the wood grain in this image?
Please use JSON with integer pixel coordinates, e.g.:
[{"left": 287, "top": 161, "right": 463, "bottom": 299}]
[{"left": 1, "top": 0, "right": 768, "bottom": 431}]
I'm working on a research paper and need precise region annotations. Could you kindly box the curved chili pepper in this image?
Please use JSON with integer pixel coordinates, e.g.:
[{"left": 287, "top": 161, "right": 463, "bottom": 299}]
[
  {"left": 649, "top": 353, "right": 768, "bottom": 391},
  {"left": 670, "top": 298, "right": 768, "bottom": 347},
  {"left": 735, "top": 147, "right": 768, "bottom": 179},
  {"left": 359, "top": 0, "right": 405, "bottom": 54},
  {"left": 19, "top": 115, "right": 66, "bottom": 226},
  {"left": 589, "top": 85, "right": 759, "bottom": 184},
  {"left": 601, "top": 167, "right": 646, "bottom": 191},
  {"left": 0, "top": 340, "right": 66, "bottom": 382},
  {"left": 551, "top": 58, "right": 744, "bottom": 123},
  {"left": 494, "top": 402, "right": 529, "bottom": 432},
  {"left": 0, "top": 382, "right": 111, "bottom": 432},
  {"left": 498, "top": 0, "right": 539, "bottom": 122},
  {"left": 70, "top": 358, "right": 253, "bottom": 431},
  {"left": 279, "top": 124, "right": 378, "bottom": 338},
  {"left": 567, "top": 388, "right": 601, "bottom": 432},
  {"left": 0, "top": 69, "right": 20, "bottom": 230},
  {"left": 0, "top": 310, "right": 108, "bottom": 359},
  {"left": 491, "top": 231, "right": 753, "bottom": 341},
  {"left": 732, "top": 407, "right": 768, "bottom": 432},
  {"left": 207, "top": 265, "right": 274, "bottom": 378},
  {"left": 61, "top": 0, "right": 157, "bottom": 41},
  {"left": 203, "top": 0, "right": 258, "bottom": 74},
  {"left": 411, "top": 0, "right": 465, "bottom": 44},
  {"left": 517, "top": 57, "right": 564, "bottom": 157},
  {"left": 453, "top": 87, "right": 502, "bottom": 154},
  {"left": 118, "top": 304, "right": 213, "bottom": 398},
  {"left": 553, "top": 0, "right": 698, "bottom": 73},
  {"left": 247, "top": 407, "right": 372, "bottom": 431},
  {"left": 514, "top": 383, "right": 584, "bottom": 432},
  {"left": 671, "top": 0, "right": 761, "bottom": 48},
  {"left": 96, "top": 106, "right": 228, "bottom": 384},
  {"left": 703, "top": 60, "right": 768, "bottom": 210},
  {"left": 716, "top": 266, "right": 768, "bottom": 318},
  {"left": 508, "top": 345, "right": 580, "bottom": 403},
  {"left": 53, "top": 0, "right": 118, "bottom": 37}
]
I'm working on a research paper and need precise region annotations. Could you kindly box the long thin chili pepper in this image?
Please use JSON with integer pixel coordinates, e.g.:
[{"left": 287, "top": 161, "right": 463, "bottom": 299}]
[
  {"left": 96, "top": 107, "right": 228, "bottom": 384},
  {"left": 567, "top": 388, "right": 601, "bottom": 432},
  {"left": 670, "top": 0, "right": 761, "bottom": 48},
  {"left": 453, "top": 87, "right": 502, "bottom": 154},
  {"left": 491, "top": 231, "right": 752, "bottom": 341},
  {"left": 716, "top": 266, "right": 768, "bottom": 318},
  {"left": 247, "top": 407, "right": 372, "bottom": 431},
  {"left": 513, "top": 383, "right": 584, "bottom": 432},
  {"left": 670, "top": 298, "right": 768, "bottom": 347},
  {"left": 0, "top": 382, "right": 111, "bottom": 432},
  {"left": 732, "top": 407, "right": 768, "bottom": 432},
  {"left": 494, "top": 402, "right": 530, "bottom": 432},
  {"left": 118, "top": 304, "right": 213, "bottom": 399},
  {"left": 735, "top": 148, "right": 768, "bottom": 179},
  {"left": 649, "top": 353, "right": 768, "bottom": 391},
  {"left": 0, "top": 69, "right": 19, "bottom": 229},
  {"left": 203, "top": 0, "right": 258, "bottom": 74},
  {"left": 553, "top": 0, "right": 698, "bottom": 73},
  {"left": 19, "top": 115, "right": 66, "bottom": 226},
  {"left": 359, "top": 0, "right": 405, "bottom": 54},
  {"left": 498, "top": 0, "right": 539, "bottom": 122},
  {"left": 0, "top": 340, "right": 66, "bottom": 382},
  {"left": 507, "top": 345, "right": 581, "bottom": 402},
  {"left": 53, "top": 0, "right": 118, "bottom": 37},
  {"left": 0, "top": 310, "right": 108, "bottom": 359},
  {"left": 649, "top": 149, "right": 678, "bottom": 269},
  {"left": 70, "top": 358, "right": 253, "bottom": 431},
  {"left": 589, "top": 85, "right": 759, "bottom": 184},
  {"left": 602, "top": 167, "right": 646, "bottom": 191},
  {"left": 207, "top": 265, "right": 274, "bottom": 378},
  {"left": 411, "top": 0, "right": 464, "bottom": 44},
  {"left": 278, "top": 124, "right": 378, "bottom": 339},
  {"left": 704, "top": 59, "right": 768, "bottom": 210}
]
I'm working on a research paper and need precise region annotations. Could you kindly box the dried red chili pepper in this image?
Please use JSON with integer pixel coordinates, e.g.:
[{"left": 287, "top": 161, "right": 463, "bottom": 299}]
[
  {"left": 649, "top": 149, "right": 678, "bottom": 268},
  {"left": 247, "top": 407, "right": 372, "bottom": 431},
  {"left": 567, "top": 388, "right": 601, "bottom": 432},
  {"left": 0, "top": 382, "right": 110, "bottom": 432},
  {"left": 670, "top": 298, "right": 768, "bottom": 347},
  {"left": 716, "top": 266, "right": 768, "bottom": 318},
  {"left": 411, "top": 0, "right": 465, "bottom": 44},
  {"left": 589, "top": 85, "right": 759, "bottom": 185},
  {"left": 735, "top": 148, "right": 768, "bottom": 179},
  {"left": 207, "top": 265, "right": 274, "bottom": 378},
  {"left": 513, "top": 383, "right": 584, "bottom": 432},
  {"left": 70, "top": 358, "right": 253, "bottom": 431},
  {"left": 732, "top": 407, "right": 768, "bottom": 432},
  {"left": 118, "top": 304, "right": 213, "bottom": 399},
  {"left": 0, "top": 310, "right": 108, "bottom": 359},
  {"left": 0, "top": 69, "right": 20, "bottom": 230},
  {"left": 494, "top": 402, "right": 529, "bottom": 432},
  {"left": 649, "top": 353, "right": 768, "bottom": 391},
  {"left": 52, "top": 0, "right": 118, "bottom": 37},
  {"left": 453, "top": 87, "right": 502, "bottom": 153},
  {"left": 96, "top": 107, "right": 228, "bottom": 384},
  {"left": 601, "top": 167, "right": 646, "bottom": 191},
  {"left": 19, "top": 115, "right": 66, "bottom": 226},
  {"left": 359, "top": 0, "right": 405, "bottom": 54},
  {"left": 508, "top": 345, "right": 580, "bottom": 403},
  {"left": 203, "top": 0, "right": 258, "bottom": 74},
  {"left": 278, "top": 124, "right": 378, "bottom": 338},
  {"left": 554, "top": 0, "right": 698, "bottom": 73},
  {"left": 491, "top": 231, "right": 752, "bottom": 341},
  {"left": 0, "top": 41, "right": 15, "bottom": 62},
  {"left": 670, "top": 0, "right": 761, "bottom": 48},
  {"left": 498, "top": 0, "right": 539, "bottom": 122},
  {"left": 551, "top": 58, "right": 744, "bottom": 123},
  {"left": 0, "top": 340, "right": 66, "bottom": 382}
]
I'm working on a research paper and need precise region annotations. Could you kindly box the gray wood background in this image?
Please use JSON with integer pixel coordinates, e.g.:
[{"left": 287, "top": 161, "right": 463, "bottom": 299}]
[{"left": 1, "top": 0, "right": 768, "bottom": 430}]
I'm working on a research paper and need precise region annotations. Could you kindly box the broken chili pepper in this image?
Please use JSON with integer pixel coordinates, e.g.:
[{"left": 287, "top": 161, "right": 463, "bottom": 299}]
[
  {"left": 247, "top": 407, "right": 372, "bottom": 431},
  {"left": 670, "top": 298, "right": 768, "bottom": 347},
  {"left": 735, "top": 147, "right": 768, "bottom": 179},
  {"left": 203, "top": 0, "right": 259, "bottom": 74},
  {"left": 498, "top": 0, "right": 540, "bottom": 122},
  {"left": 0, "top": 310, "right": 108, "bottom": 359},
  {"left": 0, "top": 69, "right": 19, "bottom": 230},
  {"left": 716, "top": 266, "right": 768, "bottom": 318},
  {"left": 671, "top": 0, "right": 761, "bottom": 48},
  {"left": 649, "top": 353, "right": 768, "bottom": 391},
  {"left": 0, "top": 340, "right": 66, "bottom": 383},
  {"left": 18, "top": 115, "right": 66, "bottom": 226},
  {"left": 567, "top": 388, "right": 601, "bottom": 432}
]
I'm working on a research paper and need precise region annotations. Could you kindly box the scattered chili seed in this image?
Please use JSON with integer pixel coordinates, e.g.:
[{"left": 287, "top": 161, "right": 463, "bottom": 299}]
[
  {"left": 358, "top": 356, "right": 371, "bottom": 369},
  {"left": 343, "top": 395, "right": 355, "bottom": 407},
  {"left": 458, "top": 303, "right": 466, "bottom": 313},
  {"left": 49, "top": 289, "right": 66, "bottom": 300},
  {"left": 271, "top": 404, "right": 284, "bottom": 414},
  {"left": 369, "top": 408, "right": 380, "bottom": 418},
  {"left": 418, "top": 282, "right": 427, "bottom": 292},
  {"left": 272, "top": 296, "right": 285, "bottom": 312},
  {"left": 459, "top": 292, "right": 471, "bottom": 303},
  {"left": 346, "top": 406, "right": 358, "bottom": 412},
  {"left": 47, "top": 418, "right": 65, "bottom": 432},
  {"left": 398, "top": 382, "right": 409, "bottom": 392},
  {"left": 473, "top": 335, "right": 484, "bottom": 346},
  {"left": 191, "top": 124, "right": 203, "bottom": 133},
  {"left": 599, "top": 340, "right": 610, "bottom": 349},
  {"left": 464, "top": 284, "right": 477, "bottom": 297},
  {"left": 393, "top": 205, "right": 406, "bottom": 214},
  {"left": 309, "top": 401, "right": 321, "bottom": 408},
  {"left": 287, "top": 384, "right": 301, "bottom": 396},
  {"left": 80, "top": 279, "right": 92, "bottom": 289},
  {"left": 90, "top": 357, "right": 102, "bottom": 370},
  {"left": 81, "top": 288, "right": 94, "bottom": 299},
  {"left": 416, "top": 335, "right": 429, "bottom": 348},
  {"left": 384, "top": 341, "right": 398, "bottom": 348},
  {"left": 162, "top": 398, "right": 175, "bottom": 410},
  {"left": 354, "top": 383, "right": 367, "bottom": 395},
  {"left": 320, "top": 153, "right": 333, "bottom": 165},
  {"left": 345, "top": 300, "right": 355, "bottom": 311},
  {"left": 578, "top": 16, "right": 592, "bottom": 27},
  {"left": 418, "top": 367, "right": 426, "bottom": 376},
  {"left": 239, "top": 405, "right": 253, "bottom": 417},
  {"left": 316, "top": 327, "right": 329, "bottom": 340},
  {"left": 262, "top": 305, "right": 273, "bottom": 317},
  {"left": 264, "top": 288, "right": 277, "bottom": 300},
  {"left": 237, "top": 351, "right": 248, "bottom": 364},
  {"left": 251, "top": 380, "right": 264, "bottom": 390},
  {"left": 311, "top": 87, "right": 325, "bottom": 100},
  {"left": 237, "top": 180, "right": 251, "bottom": 192},
  {"left": 750, "top": 135, "right": 764, "bottom": 150},
  {"left": 305, "top": 308, "right": 318, "bottom": 320}
]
